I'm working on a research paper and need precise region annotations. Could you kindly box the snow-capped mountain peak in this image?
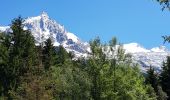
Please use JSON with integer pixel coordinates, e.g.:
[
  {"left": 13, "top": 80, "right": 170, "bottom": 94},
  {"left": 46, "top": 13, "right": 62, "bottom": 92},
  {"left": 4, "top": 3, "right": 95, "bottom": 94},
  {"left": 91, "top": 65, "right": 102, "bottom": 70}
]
[
  {"left": 25, "top": 12, "right": 88, "bottom": 55},
  {"left": 0, "top": 12, "right": 169, "bottom": 72},
  {"left": 26, "top": 11, "right": 49, "bottom": 23},
  {"left": 0, "top": 12, "right": 89, "bottom": 57},
  {"left": 0, "top": 26, "right": 10, "bottom": 32},
  {"left": 67, "top": 32, "right": 79, "bottom": 43},
  {"left": 41, "top": 11, "right": 49, "bottom": 19},
  {"left": 151, "top": 46, "right": 167, "bottom": 52},
  {"left": 123, "top": 43, "right": 150, "bottom": 53}
]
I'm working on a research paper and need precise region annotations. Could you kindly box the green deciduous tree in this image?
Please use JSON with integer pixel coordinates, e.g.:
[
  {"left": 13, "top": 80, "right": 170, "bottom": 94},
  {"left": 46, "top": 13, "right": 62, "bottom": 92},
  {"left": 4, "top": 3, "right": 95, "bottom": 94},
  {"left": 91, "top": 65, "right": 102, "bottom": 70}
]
[
  {"left": 50, "top": 47, "right": 92, "bottom": 100},
  {"left": 86, "top": 37, "right": 156, "bottom": 100}
]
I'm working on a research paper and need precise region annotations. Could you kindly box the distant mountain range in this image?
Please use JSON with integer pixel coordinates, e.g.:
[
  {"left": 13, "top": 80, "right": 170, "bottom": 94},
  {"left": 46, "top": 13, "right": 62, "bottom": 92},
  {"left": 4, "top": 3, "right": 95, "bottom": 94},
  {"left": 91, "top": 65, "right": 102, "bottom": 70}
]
[
  {"left": 123, "top": 43, "right": 169, "bottom": 72},
  {"left": 0, "top": 12, "right": 169, "bottom": 71}
]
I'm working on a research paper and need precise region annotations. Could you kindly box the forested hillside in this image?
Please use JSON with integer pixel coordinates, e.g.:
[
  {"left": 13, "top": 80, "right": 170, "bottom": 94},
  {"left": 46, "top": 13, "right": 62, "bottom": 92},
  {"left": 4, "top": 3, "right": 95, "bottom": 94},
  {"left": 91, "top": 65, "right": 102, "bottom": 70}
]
[{"left": 0, "top": 17, "right": 170, "bottom": 100}]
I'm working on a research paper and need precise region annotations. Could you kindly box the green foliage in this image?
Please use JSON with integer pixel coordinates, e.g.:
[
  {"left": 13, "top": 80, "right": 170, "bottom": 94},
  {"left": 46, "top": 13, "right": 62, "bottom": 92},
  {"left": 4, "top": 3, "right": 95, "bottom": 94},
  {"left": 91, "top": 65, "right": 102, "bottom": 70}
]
[
  {"left": 157, "top": 0, "right": 170, "bottom": 10},
  {"left": 56, "top": 45, "right": 69, "bottom": 64},
  {"left": 51, "top": 62, "right": 91, "bottom": 100},
  {"left": 0, "top": 33, "right": 11, "bottom": 98},
  {"left": 109, "top": 65, "right": 156, "bottom": 100},
  {"left": 9, "top": 72, "right": 54, "bottom": 100},
  {"left": 162, "top": 35, "right": 170, "bottom": 43},
  {"left": 87, "top": 37, "right": 156, "bottom": 100},
  {"left": 157, "top": 86, "right": 168, "bottom": 100},
  {"left": 0, "top": 17, "right": 159, "bottom": 99}
]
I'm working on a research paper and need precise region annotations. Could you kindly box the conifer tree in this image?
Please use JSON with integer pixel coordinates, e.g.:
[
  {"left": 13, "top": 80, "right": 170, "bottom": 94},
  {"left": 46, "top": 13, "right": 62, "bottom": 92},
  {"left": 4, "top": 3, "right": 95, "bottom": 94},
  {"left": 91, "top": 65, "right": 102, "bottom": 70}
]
[
  {"left": 146, "top": 66, "right": 167, "bottom": 100},
  {"left": 146, "top": 66, "right": 159, "bottom": 92},
  {"left": 43, "top": 38, "right": 57, "bottom": 70},
  {"left": 0, "top": 32, "right": 12, "bottom": 98},
  {"left": 0, "top": 17, "right": 37, "bottom": 99},
  {"left": 9, "top": 16, "right": 36, "bottom": 88},
  {"left": 56, "top": 45, "right": 68, "bottom": 64},
  {"left": 160, "top": 56, "right": 170, "bottom": 100},
  {"left": 10, "top": 45, "right": 54, "bottom": 100}
]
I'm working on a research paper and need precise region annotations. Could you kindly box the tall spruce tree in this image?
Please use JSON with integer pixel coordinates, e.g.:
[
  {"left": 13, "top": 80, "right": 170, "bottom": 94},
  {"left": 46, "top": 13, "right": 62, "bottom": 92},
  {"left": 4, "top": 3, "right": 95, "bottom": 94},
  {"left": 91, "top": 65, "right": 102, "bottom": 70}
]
[
  {"left": 56, "top": 45, "right": 68, "bottom": 65},
  {"left": 0, "top": 17, "right": 37, "bottom": 99},
  {"left": 146, "top": 66, "right": 159, "bottom": 92},
  {"left": 146, "top": 66, "right": 167, "bottom": 100},
  {"left": 43, "top": 38, "right": 57, "bottom": 71},
  {"left": 9, "top": 16, "right": 36, "bottom": 86},
  {"left": 160, "top": 56, "right": 170, "bottom": 100},
  {"left": 0, "top": 32, "right": 12, "bottom": 98},
  {"left": 10, "top": 44, "right": 54, "bottom": 100}
]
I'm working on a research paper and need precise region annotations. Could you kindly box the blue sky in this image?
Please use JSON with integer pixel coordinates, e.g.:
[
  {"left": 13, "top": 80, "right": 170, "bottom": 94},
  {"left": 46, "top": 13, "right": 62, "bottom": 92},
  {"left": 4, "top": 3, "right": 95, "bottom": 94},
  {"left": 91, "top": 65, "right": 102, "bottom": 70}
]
[{"left": 0, "top": 0, "right": 170, "bottom": 49}]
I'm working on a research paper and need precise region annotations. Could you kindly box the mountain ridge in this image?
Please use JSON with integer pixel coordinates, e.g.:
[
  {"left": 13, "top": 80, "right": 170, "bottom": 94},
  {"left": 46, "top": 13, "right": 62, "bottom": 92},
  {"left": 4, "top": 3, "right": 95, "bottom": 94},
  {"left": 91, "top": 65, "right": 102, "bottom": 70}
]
[
  {"left": 0, "top": 12, "right": 169, "bottom": 71},
  {"left": 123, "top": 43, "right": 169, "bottom": 72},
  {"left": 0, "top": 12, "right": 89, "bottom": 57}
]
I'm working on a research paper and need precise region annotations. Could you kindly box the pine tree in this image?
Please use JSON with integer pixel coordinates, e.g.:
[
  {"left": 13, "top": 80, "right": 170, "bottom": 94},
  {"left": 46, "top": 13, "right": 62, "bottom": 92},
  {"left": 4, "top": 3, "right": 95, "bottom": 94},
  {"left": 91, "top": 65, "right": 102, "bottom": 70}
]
[
  {"left": 146, "top": 66, "right": 167, "bottom": 100},
  {"left": 0, "top": 17, "right": 37, "bottom": 99},
  {"left": 146, "top": 66, "right": 159, "bottom": 92},
  {"left": 10, "top": 46, "right": 54, "bottom": 100},
  {"left": 160, "top": 56, "right": 170, "bottom": 100},
  {"left": 42, "top": 38, "right": 57, "bottom": 71},
  {"left": 9, "top": 16, "right": 36, "bottom": 89},
  {"left": 56, "top": 45, "right": 68, "bottom": 64},
  {"left": 0, "top": 32, "right": 12, "bottom": 98}
]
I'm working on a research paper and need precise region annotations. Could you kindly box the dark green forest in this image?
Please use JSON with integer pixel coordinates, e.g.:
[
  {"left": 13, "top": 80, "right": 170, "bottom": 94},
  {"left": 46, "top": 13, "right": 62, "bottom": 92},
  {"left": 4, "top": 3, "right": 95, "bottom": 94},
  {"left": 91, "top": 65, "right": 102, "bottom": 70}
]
[{"left": 0, "top": 17, "right": 170, "bottom": 100}]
